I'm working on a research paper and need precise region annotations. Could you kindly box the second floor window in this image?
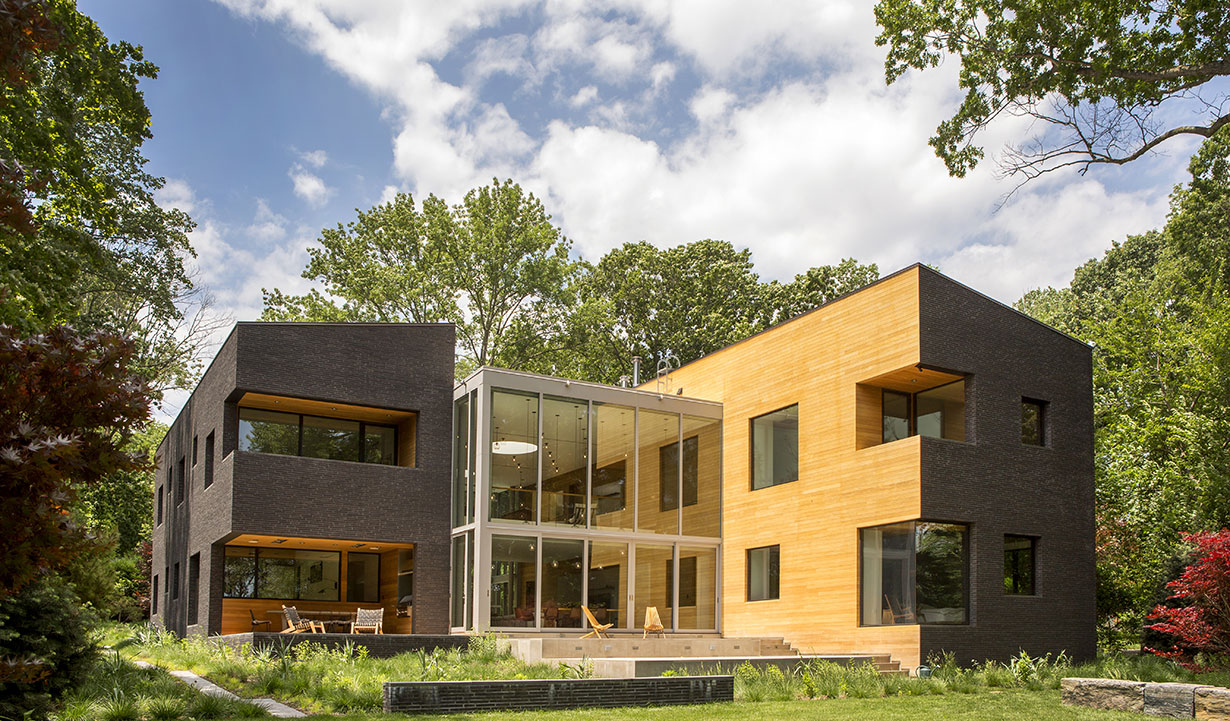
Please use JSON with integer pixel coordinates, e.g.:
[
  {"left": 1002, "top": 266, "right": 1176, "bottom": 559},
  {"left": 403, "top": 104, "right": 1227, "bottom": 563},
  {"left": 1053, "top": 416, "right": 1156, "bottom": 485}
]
[
  {"left": 751, "top": 404, "right": 798, "bottom": 490},
  {"left": 238, "top": 407, "right": 397, "bottom": 465}
]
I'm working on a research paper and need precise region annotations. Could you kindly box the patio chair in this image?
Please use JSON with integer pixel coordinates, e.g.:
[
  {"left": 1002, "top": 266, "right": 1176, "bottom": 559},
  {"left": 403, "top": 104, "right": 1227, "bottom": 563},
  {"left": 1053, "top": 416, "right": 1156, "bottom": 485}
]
[
  {"left": 249, "top": 609, "right": 272, "bottom": 633},
  {"left": 351, "top": 607, "right": 385, "bottom": 634},
  {"left": 884, "top": 594, "right": 915, "bottom": 624},
  {"left": 281, "top": 605, "right": 324, "bottom": 634},
  {"left": 642, "top": 606, "right": 665, "bottom": 638},
  {"left": 581, "top": 606, "right": 613, "bottom": 639}
]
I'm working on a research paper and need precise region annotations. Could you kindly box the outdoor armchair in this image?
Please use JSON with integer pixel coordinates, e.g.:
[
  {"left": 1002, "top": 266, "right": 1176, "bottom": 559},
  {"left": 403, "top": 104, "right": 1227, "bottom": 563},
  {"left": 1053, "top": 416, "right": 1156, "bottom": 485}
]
[
  {"left": 643, "top": 606, "right": 665, "bottom": 638},
  {"left": 281, "top": 605, "right": 324, "bottom": 634},
  {"left": 351, "top": 607, "right": 385, "bottom": 634},
  {"left": 581, "top": 606, "right": 613, "bottom": 639}
]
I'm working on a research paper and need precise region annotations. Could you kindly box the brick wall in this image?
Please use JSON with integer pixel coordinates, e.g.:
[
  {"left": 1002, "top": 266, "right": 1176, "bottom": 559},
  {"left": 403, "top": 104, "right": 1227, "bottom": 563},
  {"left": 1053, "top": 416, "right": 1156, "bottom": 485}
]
[
  {"left": 382, "top": 676, "right": 735, "bottom": 714},
  {"left": 917, "top": 268, "right": 1097, "bottom": 663}
]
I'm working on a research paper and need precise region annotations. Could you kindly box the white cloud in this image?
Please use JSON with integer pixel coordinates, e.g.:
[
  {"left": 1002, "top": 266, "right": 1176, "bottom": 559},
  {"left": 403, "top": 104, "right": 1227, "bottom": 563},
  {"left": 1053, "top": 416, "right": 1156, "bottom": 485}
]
[
  {"left": 298, "top": 148, "right": 328, "bottom": 168},
  {"left": 288, "top": 164, "right": 334, "bottom": 206},
  {"left": 246, "top": 199, "right": 288, "bottom": 242},
  {"left": 155, "top": 178, "right": 199, "bottom": 214},
  {"left": 569, "top": 85, "right": 598, "bottom": 108}
]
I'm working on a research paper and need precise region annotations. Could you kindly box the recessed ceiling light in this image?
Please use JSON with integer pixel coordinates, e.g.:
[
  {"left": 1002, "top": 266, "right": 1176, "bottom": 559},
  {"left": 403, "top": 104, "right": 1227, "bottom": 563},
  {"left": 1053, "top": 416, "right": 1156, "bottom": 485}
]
[
  {"left": 248, "top": 540, "right": 258, "bottom": 544},
  {"left": 371, "top": 547, "right": 380, "bottom": 550}
]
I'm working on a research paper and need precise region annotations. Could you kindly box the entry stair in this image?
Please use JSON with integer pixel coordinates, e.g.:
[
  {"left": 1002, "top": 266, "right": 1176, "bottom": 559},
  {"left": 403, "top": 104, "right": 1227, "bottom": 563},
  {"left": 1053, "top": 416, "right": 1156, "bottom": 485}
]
[{"left": 501, "top": 636, "right": 903, "bottom": 678}]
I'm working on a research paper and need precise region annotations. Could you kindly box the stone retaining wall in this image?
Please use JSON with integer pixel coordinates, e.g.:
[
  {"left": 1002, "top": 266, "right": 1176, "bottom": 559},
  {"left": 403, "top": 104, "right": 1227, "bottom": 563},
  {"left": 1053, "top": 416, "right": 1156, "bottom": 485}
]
[
  {"left": 383, "top": 676, "right": 734, "bottom": 714},
  {"left": 1061, "top": 678, "right": 1230, "bottom": 719},
  {"left": 214, "top": 633, "right": 468, "bottom": 658}
]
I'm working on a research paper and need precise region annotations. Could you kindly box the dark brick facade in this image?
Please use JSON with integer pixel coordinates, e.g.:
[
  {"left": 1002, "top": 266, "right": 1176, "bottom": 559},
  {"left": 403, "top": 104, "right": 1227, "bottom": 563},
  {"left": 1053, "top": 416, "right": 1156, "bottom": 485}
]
[
  {"left": 382, "top": 676, "right": 734, "bottom": 714},
  {"left": 917, "top": 267, "right": 1096, "bottom": 663},
  {"left": 151, "top": 322, "right": 455, "bottom": 637}
]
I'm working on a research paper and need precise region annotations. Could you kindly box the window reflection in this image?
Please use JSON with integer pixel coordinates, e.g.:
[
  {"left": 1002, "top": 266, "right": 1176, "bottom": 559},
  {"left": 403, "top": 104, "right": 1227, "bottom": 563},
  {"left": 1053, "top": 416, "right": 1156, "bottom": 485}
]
[
  {"left": 490, "top": 535, "right": 536, "bottom": 627},
  {"left": 860, "top": 521, "right": 967, "bottom": 626},
  {"left": 751, "top": 405, "right": 799, "bottom": 490},
  {"left": 638, "top": 410, "right": 680, "bottom": 534},
  {"left": 541, "top": 397, "right": 588, "bottom": 526},
  {"left": 592, "top": 404, "right": 633, "bottom": 531},
  {"left": 490, "top": 390, "right": 538, "bottom": 523}
]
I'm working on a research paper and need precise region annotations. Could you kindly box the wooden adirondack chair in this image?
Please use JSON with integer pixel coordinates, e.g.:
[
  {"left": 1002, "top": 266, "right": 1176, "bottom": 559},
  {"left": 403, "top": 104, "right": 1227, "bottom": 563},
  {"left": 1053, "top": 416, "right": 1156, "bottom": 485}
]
[
  {"left": 281, "top": 605, "right": 323, "bottom": 633},
  {"left": 884, "top": 594, "right": 915, "bottom": 624},
  {"left": 642, "top": 606, "right": 665, "bottom": 638},
  {"left": 581, "top": 606, "right": 613, "bottom": 639},
  {"left": 351, "top": 607, "right": 384, "bottom": 634}
]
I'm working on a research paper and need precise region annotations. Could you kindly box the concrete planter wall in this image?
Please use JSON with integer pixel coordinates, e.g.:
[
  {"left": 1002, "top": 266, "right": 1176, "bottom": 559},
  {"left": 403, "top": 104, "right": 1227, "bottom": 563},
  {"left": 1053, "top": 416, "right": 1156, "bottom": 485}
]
[
  {"left": 383, "top": 676, "right": 734, "bottom": 714},
  {"left": 1061, "top": 678, "right": 1230, "bottom": 719}
]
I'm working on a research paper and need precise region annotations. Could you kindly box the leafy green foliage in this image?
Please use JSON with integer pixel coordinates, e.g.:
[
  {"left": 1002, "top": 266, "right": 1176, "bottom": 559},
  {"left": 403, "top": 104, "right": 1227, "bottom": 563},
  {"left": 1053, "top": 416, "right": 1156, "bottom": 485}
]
[
  {"left": 874, "top": 0, "right": 1230, "bottom": 181},
  {"left": 0, "top": 574, "right": 96, "bottom": 720},
  {"left": 1015, "top": 130, "right": 1230, "bottom": 645},
  {"left": 0, "top": 324, "right": 152, "bottom": 597}
]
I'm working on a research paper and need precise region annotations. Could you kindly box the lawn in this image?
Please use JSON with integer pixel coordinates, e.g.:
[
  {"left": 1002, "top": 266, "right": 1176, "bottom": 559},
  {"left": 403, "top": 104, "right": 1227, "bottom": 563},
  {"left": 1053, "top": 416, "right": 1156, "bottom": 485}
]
[{"left": 53, "top": 623, "right": 1228, "bottom": 721}]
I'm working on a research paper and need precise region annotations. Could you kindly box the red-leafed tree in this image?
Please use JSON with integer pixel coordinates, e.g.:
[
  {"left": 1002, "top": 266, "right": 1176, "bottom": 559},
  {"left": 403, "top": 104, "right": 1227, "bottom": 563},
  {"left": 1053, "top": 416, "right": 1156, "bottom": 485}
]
[
  {"left": 1145, "top": 530, "right": 1230, "bottom": 671},
  {"left": 0, "top": 322, "right": 152, "bottom": 598}
]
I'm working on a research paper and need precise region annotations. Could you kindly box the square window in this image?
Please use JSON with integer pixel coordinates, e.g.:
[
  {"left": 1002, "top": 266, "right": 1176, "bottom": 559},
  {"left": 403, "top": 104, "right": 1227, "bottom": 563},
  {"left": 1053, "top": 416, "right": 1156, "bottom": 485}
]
[
  {"left": 747, "top": 545, "right": 780, "bottom": 601},
  {"left": 750, "top": 404, "right": 798, "bottom": 490},
  {"left": 1022, "top": 399, "right": 1046, "bottom": 446},
  {"left": 1004, "top": 535, "right": 1036, "bottom": 595}
]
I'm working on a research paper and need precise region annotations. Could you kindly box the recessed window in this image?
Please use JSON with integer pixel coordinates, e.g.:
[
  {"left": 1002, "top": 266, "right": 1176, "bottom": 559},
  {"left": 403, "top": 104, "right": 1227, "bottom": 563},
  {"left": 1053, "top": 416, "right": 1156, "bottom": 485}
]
[
  {"left": 175, "top": 457, "right": 185, "bottom": 505},
  {"left": 223, "top": 547, "right": 341, "bottom": 601},
  {"left": 156, "top": 486, "right": 163, "bottom": 525},
  {"left": 238, "top": 407, "right": 398, "bottom": 465},
  {"left": 882, "top": 380, "right": 966, "bottom": 444},
  {"left": 751, "top": 404, "right": 799, "bottom": 490},
  {"left": 347, "top": 552, "right": 381, "bottom": 603},
  {"left": 188, "top": 554, "right": 200, "bottom": 625},
  {"left": 747, "top": 545, "right": 780, "bottom": 601},
  {"left": 1022, "top": 399, "right": 1046, "bottom": 446},
  {"left": 192, "top": 435, "right": 198, "bottom": 466},
  {"left": 860, "top": 521, "right": 968, "bottom": 626},
  {"left": 152, "top": 575, "right": 159, "bottom": 615},
  {"left": 204, "top": 432, "right": 215, "bottom": 488},
  {"left": 172, "top": 562, "right": 180, "bottom": 600},
  {"left": 1004, "top": 535, "right": 1037, "bottom": 595}
]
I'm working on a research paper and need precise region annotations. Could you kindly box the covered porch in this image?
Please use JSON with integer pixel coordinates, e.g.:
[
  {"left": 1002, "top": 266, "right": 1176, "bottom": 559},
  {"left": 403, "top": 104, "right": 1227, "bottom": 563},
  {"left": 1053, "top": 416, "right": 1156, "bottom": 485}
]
[{"left": 220, "top": 534, "right": 416, "bottom": 635}]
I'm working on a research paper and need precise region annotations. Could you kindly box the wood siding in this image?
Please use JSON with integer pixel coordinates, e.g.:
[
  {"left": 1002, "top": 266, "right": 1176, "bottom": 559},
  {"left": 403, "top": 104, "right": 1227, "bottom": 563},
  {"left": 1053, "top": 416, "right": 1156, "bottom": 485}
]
[{"left": 644, "top": 268, "right": 926, "bottom": 666}]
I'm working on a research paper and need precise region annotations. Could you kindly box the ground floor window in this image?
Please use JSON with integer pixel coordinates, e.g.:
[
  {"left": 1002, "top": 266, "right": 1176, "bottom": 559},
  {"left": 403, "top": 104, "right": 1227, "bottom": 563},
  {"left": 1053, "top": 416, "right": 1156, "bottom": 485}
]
[
  {"left": 224, "top": 547, "right": 341, "bottom": 601},
  {"left": 1004, "top": 535, "right": 1037, "bottom": 595},
  {"left": 860, "top": 521, "right": 967, "bottom": 625},
  {"left": 747, "top": 545, "right": 780, "bottom": 601}
]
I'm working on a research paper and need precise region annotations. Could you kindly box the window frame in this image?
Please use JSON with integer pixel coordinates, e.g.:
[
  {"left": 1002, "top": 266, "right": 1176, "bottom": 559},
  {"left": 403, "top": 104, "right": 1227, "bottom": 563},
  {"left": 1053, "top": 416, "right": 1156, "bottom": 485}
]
[
  {"left": 858, "top": 520, "right": 970, "bottom": 627},
  {"left": 222, "top": 547, "right": 344, "bottom": 602},
  {"left": 346, "top": 551, "right": 383, "bottom": 604},
  {"left": 659, "top": 435, "right": 700, "bottom": 511},
  {"left": 1021, "top": 398, "right": 1047, "bottom": 446},
  {"left": 746, "top": 544, "right": 781, "bottom": 602},
  {"left": 204, "top": 431, "right": 215, "bottom": 488},
  {"left": 156, "top": 485, "right": 163, "bottom": 525},
  {"left": 881, "top": 379, "right": 966, "bottom": 443},
  {"left": 237, "top": 406, "right": 399, "bottom": 465},
  {"left": 1004, "top": 534, "right": 1038, "bottom": 595},
  {"left": 749, "top": 403, "right": 800, "bottom": 491}
]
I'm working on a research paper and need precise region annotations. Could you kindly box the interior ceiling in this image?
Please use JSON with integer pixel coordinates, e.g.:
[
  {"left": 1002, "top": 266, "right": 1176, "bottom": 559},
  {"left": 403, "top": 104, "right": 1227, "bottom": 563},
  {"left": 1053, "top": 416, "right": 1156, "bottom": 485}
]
[{"left": 238, "top": 392, "right": 415, "bottom": 423}]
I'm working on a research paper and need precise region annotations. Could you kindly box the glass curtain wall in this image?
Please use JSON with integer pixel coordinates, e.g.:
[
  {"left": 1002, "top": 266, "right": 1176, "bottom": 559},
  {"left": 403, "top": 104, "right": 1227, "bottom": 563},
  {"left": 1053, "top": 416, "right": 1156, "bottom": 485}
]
[
  {"left": 588, "top": 542, "right": 627, "bottom": 628},
  {"left": 490, "top": 535, "right": 537, "bottom": 627},
  {"left": 681, "top": 415, "right": 721, "bottom": 537},
  {"left": 592, "top": 404, "right": 634, "bottom": 531},
  {"left": 638, "top": 410, "right": 680, "bottom": 534},
  {"left": 678, "top": 546, "right": 717, "bottom": 629},
  {"left": 541, "top": 398, "right": 588, "bottom": 526},
  {"left": 452, "top": 395, "right": 470, "bottom": 527},
  {"left": 541, "top": 538, "right": 584, "bottom": 627},
  {"left": 490, "top": 391, "right": 538, "bottom": 523},
  {"left": 634, "top": 544, "right": 674, "bottom": 630}
]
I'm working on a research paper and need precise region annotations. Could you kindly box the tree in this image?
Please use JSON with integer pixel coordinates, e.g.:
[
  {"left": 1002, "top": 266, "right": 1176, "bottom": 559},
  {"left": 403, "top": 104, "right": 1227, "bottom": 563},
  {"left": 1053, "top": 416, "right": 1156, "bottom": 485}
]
[
  {"left": 874, "top": 0, "right": 1230, "bottom": 182},
  {"left": 0, "top": 323, "right": 152, "bottom": 597},
  {"left": 1016, "top": 133, "right": 1230, "bottom": 644},
  {"left": 263, "top": 179, "right": 580, "bottom": 373},
  {"left": 0, "top": 0, "right": 215, "bottom": 397},
  {"left": 1145, "top": 530, "right": 1230, "bottom": 670}
]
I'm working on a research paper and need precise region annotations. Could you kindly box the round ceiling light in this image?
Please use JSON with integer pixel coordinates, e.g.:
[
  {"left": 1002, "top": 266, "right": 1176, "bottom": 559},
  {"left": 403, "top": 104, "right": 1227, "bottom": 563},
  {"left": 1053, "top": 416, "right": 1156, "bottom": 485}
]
[{"left": 491, "top": 441, "right": 538, "bottom": 455}]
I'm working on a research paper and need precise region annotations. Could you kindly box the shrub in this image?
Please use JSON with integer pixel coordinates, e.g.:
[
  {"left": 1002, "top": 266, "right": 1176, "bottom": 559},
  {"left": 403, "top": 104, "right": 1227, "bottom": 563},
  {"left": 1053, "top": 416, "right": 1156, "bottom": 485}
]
[
  {"left": 0, "top": 574, "right": 97, "bottom": 720},
  {"left": 1146, "top": 530, "right": 1230, "bottom": 670}
]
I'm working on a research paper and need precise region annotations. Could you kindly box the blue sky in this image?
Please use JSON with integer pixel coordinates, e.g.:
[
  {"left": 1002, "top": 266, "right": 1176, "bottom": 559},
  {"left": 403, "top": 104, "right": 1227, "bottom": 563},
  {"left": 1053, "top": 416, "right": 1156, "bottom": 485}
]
[{"left": 80, "top": 0, "right": 1208, "bottom": 415}]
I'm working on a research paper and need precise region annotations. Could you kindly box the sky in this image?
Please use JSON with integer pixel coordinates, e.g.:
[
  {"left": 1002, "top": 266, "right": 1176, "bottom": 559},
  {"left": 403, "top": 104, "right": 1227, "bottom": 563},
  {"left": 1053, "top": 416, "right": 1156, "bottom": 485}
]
[{"left": 79, "top": 0, "right": 1202, "bottom": 417}]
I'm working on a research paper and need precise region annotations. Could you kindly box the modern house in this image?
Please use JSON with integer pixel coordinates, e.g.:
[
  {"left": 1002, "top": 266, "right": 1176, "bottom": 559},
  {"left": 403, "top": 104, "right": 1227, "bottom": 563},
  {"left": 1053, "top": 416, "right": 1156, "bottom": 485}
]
[{"left": 152, "top": 264, "right": 1095, "bottom": 668}]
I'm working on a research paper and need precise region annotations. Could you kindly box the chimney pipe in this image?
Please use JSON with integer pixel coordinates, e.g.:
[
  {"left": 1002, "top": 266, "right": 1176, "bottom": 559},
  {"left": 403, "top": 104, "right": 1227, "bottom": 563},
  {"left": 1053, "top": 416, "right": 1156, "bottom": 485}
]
[{"left": 632, "top": 356, "right": 642, "bottom": 386}]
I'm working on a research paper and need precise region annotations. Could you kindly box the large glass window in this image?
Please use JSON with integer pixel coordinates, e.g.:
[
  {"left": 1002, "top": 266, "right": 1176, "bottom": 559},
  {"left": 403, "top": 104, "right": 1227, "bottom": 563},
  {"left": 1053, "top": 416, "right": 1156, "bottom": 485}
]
[
  {"left": 681, "top": 415, "right": 721, "bottom": 537},
  {"left": 588, "top": 541, "right": 627, "bottom": 629},
  {"left": 451, "top": 536, "right": 466, "bottom": 628},
  {"left": 397, "top": 548, "right": 414, "bottom": 609},
  {"left": 452, "top": 395, "right": 470, "bottom": 527},
  {"left": 239, "top": 408, "right": 300, "bottom": 455},
  {"left": 301, "top": 416, "right": 361, "bottom": 461},
  {"left": 1022, "top": 399, "right": 1046, "bottom": 446},
  {"left": 860, "top": 521, "right": 967, "bottom": 626},
  {"left": 634, "top": 544, "right": 674, "bottom": 631},
  {"left": 638, "top": 410, "right": 680, "bottom": 534},
  {"left": 490, "top": 390, "right": 539, "bottom": 523},
  {"left": 678, "top": 547, "right": 716, "bottom": 630},
  {"left": 541, "top": 538, "right": 584, "bottom": 628},
  {"left": 238, "top": 407, "right": 397, "bottom": 464},
  {"left": 748, "top": 545, "right": 780, "bottom": 602},
  {"left": 751, "top": 404, "right": 799, "bottom": 490},
  {"left": 347, "top": 552, "right": 380, "bottom": 603},
  {"left": 223, "top": 547, "right": 340, "bottom": 601},
  {"left": 591, "top": 404, "right": 634, "bottom": 531},
  {"left": 490, "top": 535, "right": 537, "bottom": 627},
  {"left": 1004, "top": 535, "right": 1036, "bottom": 595},
  {"left": 541, "top": 397, "right": 588, "bottom": 527},
  {"left": 881, "top": 381, "right": 965, "bottom": 444}
]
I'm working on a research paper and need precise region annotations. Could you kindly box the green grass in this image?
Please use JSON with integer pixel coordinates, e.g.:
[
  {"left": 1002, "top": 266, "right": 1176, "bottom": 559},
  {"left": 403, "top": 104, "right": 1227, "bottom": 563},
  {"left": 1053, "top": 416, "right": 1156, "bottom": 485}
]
[{"left": 320, "top": 691, "right": 1141, "bottom": 721}]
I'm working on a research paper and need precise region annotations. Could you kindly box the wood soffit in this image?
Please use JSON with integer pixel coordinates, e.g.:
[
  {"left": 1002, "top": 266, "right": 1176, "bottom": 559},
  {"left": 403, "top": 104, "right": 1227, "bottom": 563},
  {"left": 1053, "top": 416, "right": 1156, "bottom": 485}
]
[
  {"left": 860, "top": 366, "right": 964, "bottom": 393},
  {"left": 226, "top": 533, "right": 415, "bottom": 552},
  {"left": 237, "top": 392, "right": 416, "bottom": 424}
]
